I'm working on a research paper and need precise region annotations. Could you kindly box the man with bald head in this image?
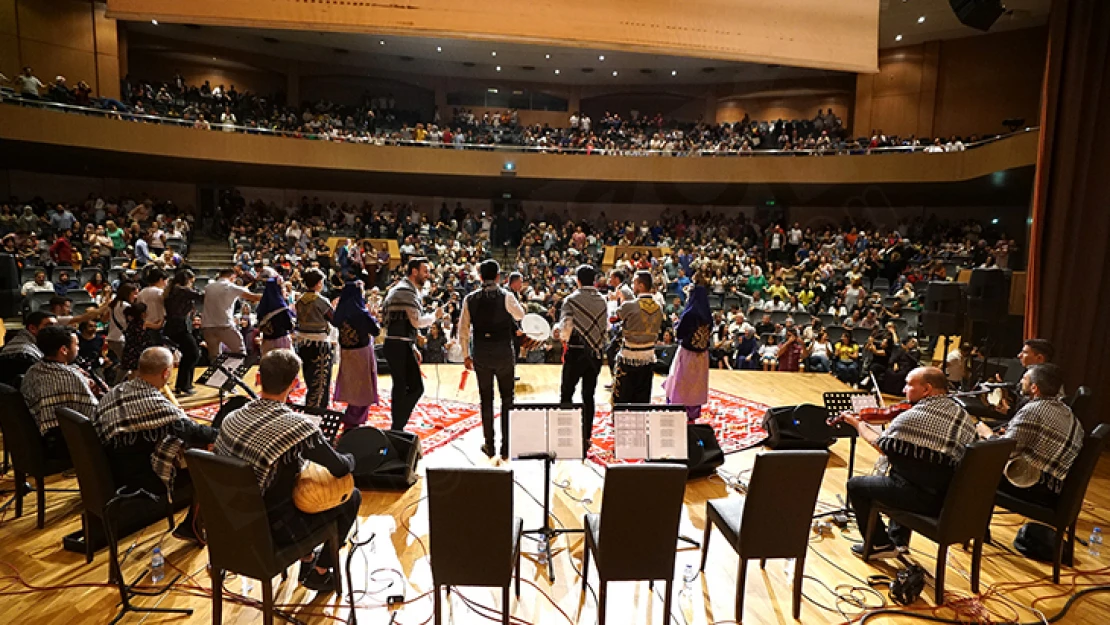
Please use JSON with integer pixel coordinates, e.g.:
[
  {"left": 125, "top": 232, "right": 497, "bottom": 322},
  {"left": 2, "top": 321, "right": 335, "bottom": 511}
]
[
  {"left": 96, "top": 346, "right": 217, "bottom": 542},
  {"left": 844, "top": 366, "right": 976, "bottom": 559}
]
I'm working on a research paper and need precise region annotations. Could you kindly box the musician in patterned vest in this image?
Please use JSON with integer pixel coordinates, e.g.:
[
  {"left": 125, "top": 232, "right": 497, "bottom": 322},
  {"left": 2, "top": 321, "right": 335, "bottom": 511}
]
[
  {"left": 380, "top": 257, "right": 445, "bottom": 431},
  {"left": 96, "top": 346, "right": 216, "bottom": 542},
  {"left": 554, "top": 265, "right": 609, "bottom": 457},
  {"left": 611, "top": 270, "right": 664, "bottom": 405},
  {"left": 214, "top": 349, "right": 361, "bottom": 592},
  {"left": 976, "top": 363, "right": 1083, "bottom": 508},
  {"left": 459, "top": 260, "right": 525, "bottom": 459},
  {"left": 844, "top": 366, "right": 977, "bottom": 560},
  {"left": 21, "top": 324, "right": 99, "bottom": 462},
  {"left": 0, "top": 311, "right": 56, "bottom": 386}
]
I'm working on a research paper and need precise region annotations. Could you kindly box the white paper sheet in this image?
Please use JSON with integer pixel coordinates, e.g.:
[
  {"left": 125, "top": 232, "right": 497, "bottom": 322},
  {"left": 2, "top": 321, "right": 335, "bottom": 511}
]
[
  {"left": 649, "top": 411, "right": 688, "bottom": 460},
  {"left": 850, "top": 395, "right": 879, "bottom": 412},
  {"left": 614, "top": 412, "right": 649, "bottom": 460},
  {"left": 509, "top": 409, "right": 548, "bottom": 459},
  {"left": 547, "top": 409, "right": 584, "bottom": 460},
  {"left": 203, "top": 355, "right": 244, "bottom": 389}
]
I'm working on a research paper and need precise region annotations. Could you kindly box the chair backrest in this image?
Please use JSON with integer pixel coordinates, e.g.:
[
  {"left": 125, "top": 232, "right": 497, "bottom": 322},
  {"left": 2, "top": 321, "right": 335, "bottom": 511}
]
[
  {"left": 739, "top": 450, "right": 829, "bottom": 559},
  {"left": 184, "top": 449, "right": 278, "bottom": 579},
  {"left": 1067, "top": 386, "right": 1094, "bottom": 427},
  {"left": 937, "top": 438, "right": 1015, "bottom": 542},
  {"left": 851, "top": 327, "right": 873, "bottom": 346},
  {"left": 793, "top": 312, "right": 812, "bottom": 327},
  {"left": 427, "top": 467, "right": 514, "bottom": 587},
  {"left": 1054, "top": 423, "right": 1110, "bottom": 527},
  {"left": 0, "top": 383, "right": 48, "bottom": 474},
  {"left": 597, "top": 464, "right": 687, "bottom": 581},
  {"left": 770, "top": 311, "right": 790, "bottom": 326},
  {"left": 57, "top": 407, "right": 116, "bottom": 518}
]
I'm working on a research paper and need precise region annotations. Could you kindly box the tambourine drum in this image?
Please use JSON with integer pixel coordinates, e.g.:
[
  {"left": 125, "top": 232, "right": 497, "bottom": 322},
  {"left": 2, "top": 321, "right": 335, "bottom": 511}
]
[
  {"left": 293, "top": 461, "right": 355, "bottom": 514},
  {"left": 521, "top": 313, "right": 551, "bottom": 342}
]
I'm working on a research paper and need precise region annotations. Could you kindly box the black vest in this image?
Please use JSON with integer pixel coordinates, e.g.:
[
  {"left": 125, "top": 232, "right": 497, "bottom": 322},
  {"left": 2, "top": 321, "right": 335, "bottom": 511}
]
[{"left": 467, "top": 287, "right": 515, "bottom": 344}]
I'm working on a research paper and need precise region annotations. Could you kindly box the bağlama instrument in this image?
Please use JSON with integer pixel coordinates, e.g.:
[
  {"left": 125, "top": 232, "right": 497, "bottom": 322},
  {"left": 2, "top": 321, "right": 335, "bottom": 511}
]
[{"left": 293, "top": 461, "right": 355, "bottom": 514}]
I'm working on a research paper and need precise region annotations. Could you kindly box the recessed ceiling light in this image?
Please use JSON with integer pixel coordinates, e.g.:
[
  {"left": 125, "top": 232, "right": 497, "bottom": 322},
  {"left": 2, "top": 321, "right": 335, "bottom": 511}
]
[
  {"left": 496, "top": 66, "right": 502, "bottom": 71},
  {"left": 612, "top": 70, "right": 618, "bottom": 76},
  {"left": 917, "top": 15, "right": 926, "bottom": 23},
  {"left": 151, "top": 19, "right": 158, "bottom": 25},
  {"left": 212, "top": 57, "right": 217, "bottom": 60},
  {"left": 491, "top": 51, "right": 497, "bottom": 57},
  {"left": 599, "top": 55, "right": 605, "bottom": 61},
  {"left": 671, "top": 70, "right": 677, "bottom": 76},
  {"left": 436, "top": 46, "right": 442, "bottom": 52},
  {"left": 379, "top": 40, "right": 385, "bottom": 45},
  {"left": 554, "top": 69, "right": 560, "bottom": 75},
  {"left": 545, "top": 54, "right": 551, "bottom": 59},
  {"left": 895, "top": 34, "right": 903, "bottom": 41}
]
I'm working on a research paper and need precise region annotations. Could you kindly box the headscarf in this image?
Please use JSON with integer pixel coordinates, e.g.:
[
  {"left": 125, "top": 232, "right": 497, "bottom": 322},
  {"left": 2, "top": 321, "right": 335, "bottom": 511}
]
[{"left": 256, "top": 278, "right": 294, "bottom": 339}]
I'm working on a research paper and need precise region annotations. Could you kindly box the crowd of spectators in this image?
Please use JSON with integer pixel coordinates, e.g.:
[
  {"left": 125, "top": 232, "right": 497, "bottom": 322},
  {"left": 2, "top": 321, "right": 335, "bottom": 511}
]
[{"left": 2, "top": 66, "right": 997, "bottom": 156}]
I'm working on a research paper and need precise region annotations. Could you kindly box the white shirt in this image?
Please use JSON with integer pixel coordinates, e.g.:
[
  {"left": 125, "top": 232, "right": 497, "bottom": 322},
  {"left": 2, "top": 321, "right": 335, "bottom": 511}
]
[
  {"left": 202, "top": 279, "right": 252, "bottom": 328},
  {"left": 136, "top": 286, "right": 166, "bottom": 326},
  {"left": 108, "top": 302, "right": 129, "bottom": 342},
  {"left": 946, "top": 349, "right": 967, "bottom": 381}
]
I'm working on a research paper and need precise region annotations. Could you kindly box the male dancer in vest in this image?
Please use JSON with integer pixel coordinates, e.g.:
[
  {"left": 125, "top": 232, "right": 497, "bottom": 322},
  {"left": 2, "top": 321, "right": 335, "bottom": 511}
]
[
  {"left": 553, "top": 265, "right": 609, "bottom": 457},
  {"left": 459, "top": 260, "right": 525, "bottom": 459},
  {"left": 381, "top": 257, "right": 444, "bottom": 431},
  {"left": 611, "top": 271, "right": 664, "bottom": 404}
]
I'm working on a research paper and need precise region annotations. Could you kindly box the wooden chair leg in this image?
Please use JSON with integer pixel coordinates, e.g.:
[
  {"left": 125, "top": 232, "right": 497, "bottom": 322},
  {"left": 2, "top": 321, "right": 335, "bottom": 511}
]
[
  {"left": 330, "top": 530, "right": 343, "bottom": 596},
  {"left": 971, "top": 539, "right": 984, "bottom": 593},
  {"left": 598, "top": 581, "right": 608, "bottom": 625},
  {"left": 36, "top": 476, "right": 45, "bottom": 529},
  {"left": 262, "top": 578, "right": 274, "bottom": 625},
  {"left": 1065, "top": 522, "right": 1077, "bottom": 567},
  {"left": 735, "top": 559, "right": 748, "bottom": 623},
  {"left": 581, "top": 541, "right": 590, "bottom": 593},
  {"left": 211, "top": 568, "right": 224, "bottom": 625},
  {"left": 793, "top": 557, "right": 805, "bottom": 619},
  {"left": 759, "top": 559, "right": 766, "bottom": 570},
  {"left": 82, "top": 513, "right": 93, "bottom": 564},
  {"left": 935, "top": 544, "right": 948, "bottom": 605},
  {"left": 663, "top": 579, "right": 674, "bottom": 625},
  {"left": 515, "top": 543, "right": 522, "bottom": 597},
  {"left": 648, "top": 580, "right": 653, "bottom": 590},
  {"left": 434, "top": 585, "right": 442, "bottom": 625},
  {"left": 700, "top": 518, "right": 712, "bottom": 571},
  {"left": 13, "top": 469, "right": 24, "bottom": 519}
]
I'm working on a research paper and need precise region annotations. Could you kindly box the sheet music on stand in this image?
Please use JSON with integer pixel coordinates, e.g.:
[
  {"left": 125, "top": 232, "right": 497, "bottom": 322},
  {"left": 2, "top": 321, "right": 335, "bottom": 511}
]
[
  {"left": 823, "top": 391, "right": 879, "bottom": 439},
  {"left": 509, "top": 404, "right": 584, "bottom": 460},
  {"left": 196, "top": 353, "right": 252, "bottom": 392},
  {"left": 612, "top": 404, "right": 688, "bottom": 461},
  {"left": 291, "top": 404, "right": 344, "bottom": 445}
]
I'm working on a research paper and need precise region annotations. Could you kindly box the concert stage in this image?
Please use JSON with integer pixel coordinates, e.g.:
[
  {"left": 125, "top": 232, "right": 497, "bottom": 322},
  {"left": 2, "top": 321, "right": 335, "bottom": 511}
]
[{"left": 2, "top": 366, "right": 1109, "bottom": 624}]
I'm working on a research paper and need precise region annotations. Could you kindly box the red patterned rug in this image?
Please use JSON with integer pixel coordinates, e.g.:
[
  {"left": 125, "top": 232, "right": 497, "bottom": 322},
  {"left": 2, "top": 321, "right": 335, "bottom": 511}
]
[{"left": 186, "top": 387, "right": 768, "bottom": 465}]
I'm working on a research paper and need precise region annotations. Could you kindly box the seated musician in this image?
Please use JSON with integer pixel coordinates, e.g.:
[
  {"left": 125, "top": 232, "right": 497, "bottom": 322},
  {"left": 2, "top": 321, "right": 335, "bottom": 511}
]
[
  {"left": 975, "top": 364, "right": 1083, "bottom": 508},
  {"left": 0, "top": 311, "right": 57, "bottom": 385},
  {"left": 975, "top": 339, "right": 1057, "bottom": 420},
  {"left": 844, "top": 366, "right": 977, "bottom": 559},
  {"left": 95, "top": 347, "right": 217, "bottom": 542},
  {"left": 20, "top": 325, "right": 100, "bottom": 462},
  {"left": 213, "top": 349, "right": 360, "bottom": 592}
]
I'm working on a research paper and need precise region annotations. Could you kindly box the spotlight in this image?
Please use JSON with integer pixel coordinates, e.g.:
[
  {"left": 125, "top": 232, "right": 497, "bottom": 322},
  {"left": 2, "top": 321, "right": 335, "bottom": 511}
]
[
  {"left": 895, "top": 34, "right": 903, "bottom": 41},
  {"left": 917, "top": 15, "right": 926, "bottom": 23},
  {"left": 496, "top": 66, "right": 501, "bottom": 71},
  {"left": 598, "top": 55, "right": 605, "bottom": 61},
  {"left": 436, "top": 46, "right": 442, "bottom": 53},
  {"left": 545, "top": 54, "right": 551, "bottom": 59},
  {"left": 612, "top": 70, "right": 618, "bottom": 76},
  {"left": 151, "top": 19, "right": 159, "bottom": 25},
  {"left": 379, "top": 40, "right": 385, "bottom": 45},
  {"left": 554, "top": 69, "right": 560, "bottom": 75},
  {"left": 671, "top": 70, "right": 677, "bottom": 76},
  {"left": 491, "top": 51, "right": 497, "bottom": 57}
]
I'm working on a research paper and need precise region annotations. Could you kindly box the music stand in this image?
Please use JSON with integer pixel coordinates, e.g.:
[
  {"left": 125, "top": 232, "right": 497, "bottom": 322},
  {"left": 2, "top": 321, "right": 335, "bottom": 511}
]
[
  {"left": 817, "top": 391, "right": 880, "bottom": 520},
  {"left": 293, "top": 404, "right": 344, "bottom": 445},
  {"left": 196, "top": 352, "right": 253, "bottom": 407},
  {"left": 509, "top": 403, "right": 584, "bottom": 584},
  {"left": 611, "top": 404, "right": 699, "bottom": 548}
]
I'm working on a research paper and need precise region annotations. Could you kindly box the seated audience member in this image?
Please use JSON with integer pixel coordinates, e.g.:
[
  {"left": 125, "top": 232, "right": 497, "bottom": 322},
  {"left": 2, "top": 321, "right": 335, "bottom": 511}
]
[
  {"left": 96, "top": 346, "right": 216, "bottom": 541},
  {"left": 21, "top": 325, "right": 100, "bottom": 462},
  {"left": 976, "top": 364, "right": 1083, "bottom": 508},
  {"left": 833, "top": 332, "right": 861, "bottom": 384},
  {"left": 844, "top": 367, "right": 976, "bottom": 558},
  {"left": 213, "top": 349, "right": 360, "bottom": 592},
  {"left": 48, "top": 295, "right": 108, "bottom": 327},
  {"left": 777, "top": 328, "right": 805, "bottom": 372},
  {"left": 807, "top": 330, "right": 833, "bottom": 373},
  {"left": 881, "top": 336, "right": 921, "bottom": 395},
  {"left": 21, "top": 269, "right": 54, "bottom": 297},
  {"left": 759, "top": 334, "right": 779, "bottom": 371},
  {"left": 0, "top": 311, "right": 57, "bottom": 384}
]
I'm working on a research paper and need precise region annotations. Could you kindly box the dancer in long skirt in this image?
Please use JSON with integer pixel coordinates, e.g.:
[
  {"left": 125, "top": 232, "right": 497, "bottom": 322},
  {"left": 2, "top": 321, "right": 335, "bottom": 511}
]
[
  {"left": 256, "top": 277, "right": 296, "bottom": 356},
  {"left": 663, "top": 272, "right": 712, "bottom": 422},
  {"left": 333, "top": 281, "right": 381, "bottom": 430},
  {"left": 295, "top": 269, "right": 335, "bottom": 410}
]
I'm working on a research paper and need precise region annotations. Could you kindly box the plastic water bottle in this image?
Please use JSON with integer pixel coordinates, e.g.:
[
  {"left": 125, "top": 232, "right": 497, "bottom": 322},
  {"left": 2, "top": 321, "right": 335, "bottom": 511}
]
[
  {"left": 536, "top": 536, "right": 548, "bottom": 566},
  {"left": 1089, "top": 527, "right": 1103, "bottom": 558},
  {"left": 151, "top": 547, "right": 165, "bottom": 583},
  {"left": 682, "top": 564, "right": 695, "bottom": 594}
]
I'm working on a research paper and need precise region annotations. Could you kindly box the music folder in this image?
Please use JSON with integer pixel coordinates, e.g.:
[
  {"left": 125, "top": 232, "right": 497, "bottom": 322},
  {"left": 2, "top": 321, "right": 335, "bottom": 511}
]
[
  {"left": 509, "top": 404, "right": 584, "bottom": 461},
  {"left": 612, "top": 404, "right": 688, "bottom": 461}
]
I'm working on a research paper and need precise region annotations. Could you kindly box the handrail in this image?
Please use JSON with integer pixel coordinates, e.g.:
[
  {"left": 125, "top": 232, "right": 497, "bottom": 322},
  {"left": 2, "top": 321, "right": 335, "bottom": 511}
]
[{"left": 0, "top": 92, "right": 1039, "bottom": 158}]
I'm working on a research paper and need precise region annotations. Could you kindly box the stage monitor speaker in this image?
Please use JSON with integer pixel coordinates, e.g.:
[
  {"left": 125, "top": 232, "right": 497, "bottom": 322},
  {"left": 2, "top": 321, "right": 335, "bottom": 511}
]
[
  {"left": 685, "top": 423, "right": 724, "bottom": 478},
  {"left": 0, "top": 254, "right": 20, "bottom": 318},
  {"left": 762, "top": 404, "right": 834, "bottom": 450},
  {"left": 949, "top": 0, "right": 1005, "bottom": 31},
  {"left": 922, "top": 281, "right": 967, "bottom": 336},
  {"left": 337, "top": 427, "right": 422, "bottom": 490},
  {"left": 966, "top": 268, "right": 1010, "bottom": 322}
]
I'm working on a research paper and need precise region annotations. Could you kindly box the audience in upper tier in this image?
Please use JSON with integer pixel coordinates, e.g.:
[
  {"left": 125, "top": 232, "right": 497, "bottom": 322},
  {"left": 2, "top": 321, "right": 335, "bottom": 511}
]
[
  {"left": 1, "top": 69, "right": 999, "bottom": 156},
  {"left": 1, "top": 188, "right": 1017, "bottom": 395}
]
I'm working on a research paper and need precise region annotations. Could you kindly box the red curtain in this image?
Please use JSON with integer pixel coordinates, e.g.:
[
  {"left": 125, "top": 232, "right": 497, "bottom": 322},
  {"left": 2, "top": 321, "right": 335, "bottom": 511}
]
[{"left": 1026, "top": 0, "right": 1110, "bottom": 428}]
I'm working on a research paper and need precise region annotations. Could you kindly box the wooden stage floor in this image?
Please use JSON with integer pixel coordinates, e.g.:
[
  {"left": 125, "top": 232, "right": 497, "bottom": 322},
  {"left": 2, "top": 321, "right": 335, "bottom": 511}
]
[{"left": 2, "top": 365, "right": 1109, "bottom": 624}]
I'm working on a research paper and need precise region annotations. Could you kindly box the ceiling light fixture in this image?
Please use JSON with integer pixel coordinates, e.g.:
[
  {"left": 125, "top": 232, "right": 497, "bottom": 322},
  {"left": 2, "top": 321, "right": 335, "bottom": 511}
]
[
  {"left": 917, "top": 15, "right": 926, "bottom": 23},
  {"left": 612, "top": 70, "right": 618, "bottom": 76},
  {"left": 554, "top": 69, "right": 560, "bottom": 75},
  {"left": 491, "top": 51, "right": 497, "bottom": 57},
  {"left": 379, "top": 40, "right": 385, "bottom": 45},
  {"left": 151, "top": 19, "right": 158, "bottom": 25},
  {"left": 599, "top": 55, "right": 605, "bottom": 61},
  {"left": 545, "top": 54, "right": 551, "bottom": 59},
  {"left": 671, "top": 70, "right": 677, "bottom": 76},
  {"left": 436, "top": 46, "right": 442, "bottom": 52},
  {"left": 895, "top": 34, "right": 903, "bottom": 41},
  {"left": 496, "top": 66, "right": 502, "bottom": 71}
]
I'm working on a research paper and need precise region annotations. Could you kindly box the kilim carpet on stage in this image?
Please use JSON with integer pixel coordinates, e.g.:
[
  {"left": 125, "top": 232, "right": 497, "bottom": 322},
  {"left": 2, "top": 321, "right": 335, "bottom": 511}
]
[{"left": 186, "top": 387, "right": 768, "bottom": 465}]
